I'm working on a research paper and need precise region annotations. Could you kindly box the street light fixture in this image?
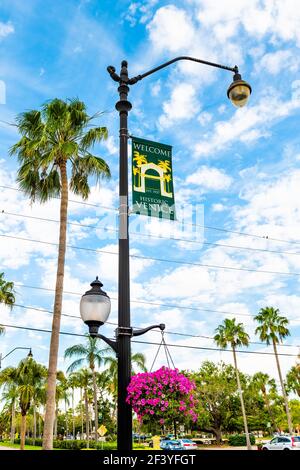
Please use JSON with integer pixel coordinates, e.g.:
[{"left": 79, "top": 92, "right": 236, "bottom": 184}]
[
  {"left": 91, "top": 55, "right": 251, "bottom": 451},
  {"left": 0, "top": 347, "right": 33, "bottom": 369},
  {"left": 227, "top": 67, "right": 252, "bottom": 108}
]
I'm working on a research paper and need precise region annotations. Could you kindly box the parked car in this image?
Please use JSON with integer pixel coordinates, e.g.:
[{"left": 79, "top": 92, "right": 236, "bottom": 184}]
[
  {"left": 177, "top": 439, "right": 198, "bottom": 450},
  {"left": 160, "top": 440, "right": 184, "bottom": 450},
  {"left": 262, "top": 436, "right": 300, "bottom": 450}
]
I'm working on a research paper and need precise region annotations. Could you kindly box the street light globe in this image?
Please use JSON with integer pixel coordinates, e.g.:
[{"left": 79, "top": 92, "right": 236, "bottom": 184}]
[
  {"left": 227, "top": 79, "right": 251, "bottom": 108},
  {"left": 80, "top": 277, "right": 111, "bottom": 335}
]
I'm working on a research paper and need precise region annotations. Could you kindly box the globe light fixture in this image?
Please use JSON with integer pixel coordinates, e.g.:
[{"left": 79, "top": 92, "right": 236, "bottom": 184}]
[
  {"left": 227, "top": 68, "right": 252, "bottom": 108},
  {"left": 80, "top": 276, "right": 111, "bottom": 336}
]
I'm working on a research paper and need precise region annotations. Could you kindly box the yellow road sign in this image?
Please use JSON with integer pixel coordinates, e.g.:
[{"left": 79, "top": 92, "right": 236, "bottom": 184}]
[{"left": 97, "top": 425, "right": 107, "bottom": 437}]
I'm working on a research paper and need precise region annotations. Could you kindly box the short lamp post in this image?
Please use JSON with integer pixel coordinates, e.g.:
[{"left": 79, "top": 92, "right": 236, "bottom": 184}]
[
  {"left": 80, "top": 276, "right": 165, "bottom": 450},
  {"left": 0, "top": 347, "right": 33, "bottom": 369}
]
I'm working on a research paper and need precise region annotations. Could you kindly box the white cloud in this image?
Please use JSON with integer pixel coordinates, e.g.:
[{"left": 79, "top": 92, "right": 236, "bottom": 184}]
[
  {"left": 158, "top": 83, "right": 200, "bottom": 129},
  {"left": 102, "top": 135, "right": 118, "bottom": 155},
  {"left": 147, "top": 5, "right": 195, "bottom": 53},
  {"left": 195, "top": 0, "right": 300, "bottom": 46},
  {"left": 186, "top": 166, "right": 233, "bottom": 190},
  {"left": 0, "top": 22, "right": 14, "bottom": 39},
  {"left": 151, "top": 80, "right": 161, "bottom": 97},
  {"left": 195, "top": 81, "right": 300, "bottom": 157},
  {"left": 257, "top": 49, "right": 299, "bottom": 75},
  {"left": 197, "top": 111, "right": 212, "bottom": 126},
  {"left": 212, "top": 203, "right": 227, "bottom": 212}
]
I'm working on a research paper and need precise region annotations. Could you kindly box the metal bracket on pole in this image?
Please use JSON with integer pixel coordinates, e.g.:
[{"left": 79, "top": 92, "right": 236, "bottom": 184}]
[{"left": 96, "top": 333, "right": 119, "bottom": 354}]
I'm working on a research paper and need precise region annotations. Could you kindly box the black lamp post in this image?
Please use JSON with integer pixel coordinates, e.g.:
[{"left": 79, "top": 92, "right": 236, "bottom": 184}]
[
  {"left": 81, "top": 56, "right": 251, "bottom": 451},
  {"left": 80, "top": 277, "right": 165, "bottom": 451},
  {"left": 0, "top": 347, "right": 33, "bottom": 369}
]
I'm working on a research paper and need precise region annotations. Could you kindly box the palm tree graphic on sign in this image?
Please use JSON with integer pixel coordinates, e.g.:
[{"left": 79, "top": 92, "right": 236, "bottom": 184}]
[{"left": 133, "top": 153, "right": 173, "bottom": 197}]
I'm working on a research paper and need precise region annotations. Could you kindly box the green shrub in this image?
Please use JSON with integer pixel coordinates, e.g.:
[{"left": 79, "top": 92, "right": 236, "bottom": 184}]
[
  {"left": 9, "top": 438, "right": 146, "bottom": 450},
  {"left": 228, "top": 434, "right": 255, "bottom": 446}
]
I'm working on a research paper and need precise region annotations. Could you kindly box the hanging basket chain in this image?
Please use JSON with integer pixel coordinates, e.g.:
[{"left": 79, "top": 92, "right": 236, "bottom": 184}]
[
  {"left": 162, "top": 332, "right": 176, "bottom": 369},
  {"left": 150, "top": 335, "right": 164, "bottom": 372},
  {"left": 150, "top": 330, "right": 176, "bottom": 371}
]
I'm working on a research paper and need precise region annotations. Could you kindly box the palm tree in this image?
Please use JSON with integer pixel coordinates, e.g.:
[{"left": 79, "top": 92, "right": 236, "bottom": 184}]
[
  {"left": 0, "top": 380, "right": 18, "bottom": 443},
  {"left": 214, "top": 318, "right": 252, "bottom": 450},
  {"left": 286, "top": 365, "right": 300, "bottom": 398},
  {"left": 76, "top": 368, "right": 92, "bottom": 447},
  {"left": 104, "top": 352, "right": 147, "bottom": 397},
  {"left": 68, "top": 373, "right": 79, "bottom": 439},
  {"left": 30, "top": 379, "right": 46, "bottom": 446},
  {"left": 252, "top": 372, "right": 277, "bottom": 432},
  {"left": 10, "top": 98, "right": 110, "bottom": 450},
  {"left": 255, "top": 306, "right": 293, "bottom": 434},
  {"left": 0, "top": 273, "right": 15, "bottom": 335},
  {"left": 71, "top": 370, "right": 85, "bottom": 438},
  {"left": 64, "top": 336, "right": 109, "bottom": 441},
  {"left": 0, "top": 358, "right": 46, "bottom": 449},
  {"left": 53, "top": 371, "right": 69, "bottom": 439},
  {"left": 0, "top": 272, "right": 15, "bottom": 307}
]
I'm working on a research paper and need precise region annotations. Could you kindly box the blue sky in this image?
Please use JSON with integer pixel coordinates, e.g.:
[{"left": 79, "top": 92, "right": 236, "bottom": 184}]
[{"left": 0, "top": 0, "right": 300, "bottom": 383}]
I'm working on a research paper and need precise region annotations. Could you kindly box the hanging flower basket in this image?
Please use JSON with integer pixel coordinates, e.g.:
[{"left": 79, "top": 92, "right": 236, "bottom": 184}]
[{"left": 126, "top": 366, "right": 198, "bottom": 426}]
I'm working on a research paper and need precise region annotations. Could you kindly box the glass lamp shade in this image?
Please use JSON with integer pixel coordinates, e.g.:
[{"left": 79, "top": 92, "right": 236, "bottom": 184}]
[
  {"left": 227, "top": 80, "right": 251, "bottom": 108},
  {"left": 80, "top": 293, "right": 111, "bottom": 326}
]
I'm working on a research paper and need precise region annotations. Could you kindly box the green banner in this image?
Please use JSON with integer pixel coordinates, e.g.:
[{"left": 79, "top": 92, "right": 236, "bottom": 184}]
[{"left": 131, "top": 136, "right": 176, "bottom": 220}]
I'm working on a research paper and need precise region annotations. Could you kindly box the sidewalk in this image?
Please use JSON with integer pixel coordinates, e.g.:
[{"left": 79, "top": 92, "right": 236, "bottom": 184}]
[{"left": 0, "top": 446, "right": 19, "bottom": 450}]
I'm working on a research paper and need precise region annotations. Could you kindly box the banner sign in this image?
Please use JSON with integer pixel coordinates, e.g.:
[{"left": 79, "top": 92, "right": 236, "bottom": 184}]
[{"left": 131, "top": 136, "right": 176, "bottom": 220}]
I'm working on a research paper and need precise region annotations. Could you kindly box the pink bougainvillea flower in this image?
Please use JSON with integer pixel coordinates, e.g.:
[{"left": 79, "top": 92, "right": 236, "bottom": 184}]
[{"left": 126, "top": 366, "right": 198, "bottom": 427}]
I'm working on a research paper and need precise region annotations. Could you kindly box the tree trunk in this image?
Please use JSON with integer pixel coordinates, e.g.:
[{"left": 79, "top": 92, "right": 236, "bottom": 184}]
[
  {"left": 214, "top": 428, "right": 222, "bottom": 445},
  {"left": 80, "top": 388, "right": 84, "bottom": 439},
  {"left": 173, "top": 420, "right": 177, "bottom": 439},
  {"left": 232, "top": 347, "right": 252, "bottom": 450},
  {"left": 92, "top": 368, "right": 98, "bottom": 442},
  {"left": 72, "top": 388, "right": 75, "bottom": 439},
  {"left": 42, "top": 162, "right": 68, "bottom": 450},
  {"left": 262, "top": 390, "right": 276, "bottom": 433},
  {"left": 10, "top": 400, "right": 15, "bottom": 443},
  {"left": 20, "top": 413, "right": 26, "bottom": 450},
  {"left": 273, "top": 340, "right": 293, "bottom": 434},
  {"left": 65, "top": 398, "right": 68, "bottom": 437},
  {"left": 33, "top": 402, "right": 37, "bottom": 446},
  {"left": 54, "top": 404, "right": 58, "bottom": 439},
  {"left": 84, "top": 388, "right": 89, "bottom": 448}
]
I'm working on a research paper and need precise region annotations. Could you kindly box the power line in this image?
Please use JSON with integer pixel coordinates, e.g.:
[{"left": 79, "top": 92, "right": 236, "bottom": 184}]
[
  {"left": 2, "top": 184, "right": 300, "bottom": 248},
  {"left": 14, "top": 281, "right": 255, "bottom": 317},
  {"left": 11, "top": 282, "right": 299, "bottom": 326},
  {"left": 2, "top": 232, "right": 300, "bottom": 277},
  {"left": 11, "top": 302, "right": 300, "bottom": 348},
  {"left": 0, "top": 323, "right": 298, "bottom": 357},
  {"left": 4, "top": 210, "right": 300, "bottom": 258},
  {"left": 0, "top": 185, "right": 117, "bottom": 212}
]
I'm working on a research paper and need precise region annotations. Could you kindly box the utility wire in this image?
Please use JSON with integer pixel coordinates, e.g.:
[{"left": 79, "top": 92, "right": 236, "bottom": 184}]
[
  {"left": 3, "top": 210, "right": 300, "bottom": 257},
  {"left": 0, "top": 185, "right": 118, "bottom": 212},
  {"left": 1, "top": 232, "right": 300, "bottom": 277},
  {"left": 11, "top": 282, "right": 299, "bottom": 324},
  {"left": 2, "top": 185, "right": 300, "bottom": 247},
  {"left": 0, "top": 323, "right": 298, "bottom": 357},
  {"left": 10, "top": 302, "right": 300, "bottom": 348}
]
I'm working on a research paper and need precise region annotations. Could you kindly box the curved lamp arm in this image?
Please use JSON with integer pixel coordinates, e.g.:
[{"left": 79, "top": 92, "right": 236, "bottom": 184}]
[
  {"left": 132, "top": 323, "right": 165, "bottom": 337},
  {"left": 93, "top": 333, "right": 119, "bottom": 354},
  {"left": 107, "top": 56, "right": 238, "bottom": 85}
]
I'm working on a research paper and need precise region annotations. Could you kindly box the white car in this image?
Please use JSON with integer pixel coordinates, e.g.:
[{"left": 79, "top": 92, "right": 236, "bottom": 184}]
[
  {"left": 262, "top": 436, "right": 300, "bottom": 450},
  {"left": 177, "top": 439, "right": 198, "bottom": 450}
]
